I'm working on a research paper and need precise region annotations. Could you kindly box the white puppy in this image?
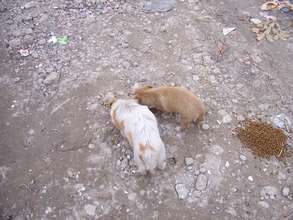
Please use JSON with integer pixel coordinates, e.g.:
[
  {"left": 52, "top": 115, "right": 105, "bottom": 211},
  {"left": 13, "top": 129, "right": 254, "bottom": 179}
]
[{"left": 111, "top": 99, "right": 166, "bottom": 174}]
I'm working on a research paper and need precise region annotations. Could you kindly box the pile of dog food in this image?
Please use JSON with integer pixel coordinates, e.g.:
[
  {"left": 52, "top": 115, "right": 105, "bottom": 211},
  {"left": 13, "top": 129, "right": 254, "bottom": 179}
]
[{"left": 237, "top": 119, "right": 288, "bottom": 158}]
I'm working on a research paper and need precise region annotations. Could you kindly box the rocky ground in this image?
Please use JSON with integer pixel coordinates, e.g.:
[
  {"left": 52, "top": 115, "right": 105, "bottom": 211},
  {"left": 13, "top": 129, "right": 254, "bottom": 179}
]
[{"left": 0, "top": 0, "right": 293, "bottom": 219}]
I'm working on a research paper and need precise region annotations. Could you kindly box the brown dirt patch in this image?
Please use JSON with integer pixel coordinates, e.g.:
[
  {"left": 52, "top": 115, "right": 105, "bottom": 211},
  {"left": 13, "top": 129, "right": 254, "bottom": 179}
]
[{"left": 237, "top": 119, "right": 288, "bottom": 158}]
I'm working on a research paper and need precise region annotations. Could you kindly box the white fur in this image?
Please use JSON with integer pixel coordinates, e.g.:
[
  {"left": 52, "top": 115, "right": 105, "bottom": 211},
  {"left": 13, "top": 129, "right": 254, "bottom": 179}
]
[{"left": 111, "top": 99, "right": 166, "bottom": 174}]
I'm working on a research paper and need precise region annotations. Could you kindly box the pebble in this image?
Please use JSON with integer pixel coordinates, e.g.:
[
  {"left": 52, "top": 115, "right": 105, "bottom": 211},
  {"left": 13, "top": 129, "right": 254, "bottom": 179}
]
[
  {"left": 102, "top": 92, "right": 115, "bottom": 106},
  {"left": 175, "top": 184, "right": 189, "bottom": 200},
  {"left": 258, "top": 201, "right": 269, "bottom": 208},
  {"left": 44, "top": 72, "right": 59, "bottom": 85},
  {"left": 260, "top": 186, "right": 278, "bottom": 200},
  {"left": 192, "top": 75, "right": 199, "bottom": 81},
  {"left": 239, "top": 155, "right": 247, "bottom": 161},
  {"left": 88, "top": 143, "right": 95, "bottom": 149},
  {"left": 282, "top": 187, "right": 290, "bottom": 197},
  {"left": 223, "top": 27, "right": 236, "bottom": 36},
  {"left": 250, "top": 18, "right": 262, "bottom": 25},
  {"left": 202, "top": 123, "right": 209, "bottom": 130},
  {"left": 222, "top": 114, "right": 232, "bottom": 124},
  {"left": 184, "top": 157, "right": 194, "bottom": 166},
  {"left": 84, "top": 204, "right": 96, "bottom": 216},
  {"left": 225, "top": 161, "right": 230, "bottom": 168},
  {"left": 237, "top": 115, "right": 245, "bottom": 121},
  {"left": 195, "top": 174, "right": 208, "bottom": 191},
  {"left": 248, "top": 176, "right": 253, "bottom": 182}
]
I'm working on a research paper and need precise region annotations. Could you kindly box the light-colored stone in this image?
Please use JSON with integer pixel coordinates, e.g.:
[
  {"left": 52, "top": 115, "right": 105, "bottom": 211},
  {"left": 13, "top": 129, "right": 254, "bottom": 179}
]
[
  {"left": 84, "top": 204, "right": 96, "bottom": 216},
  {"left": 258, "top": 201, "right": 269, "bottom": 208},
  {"left": 282, "top": 187, "right": 290, "bottom": 197},
  {"left": 175, "top": 184, "right": 189, "bottom": 200},
  {"left": 185, "top": 157, "right": 194, "bottom": 166},
  {"left": 248, "top": 176, "right": 254, "bottom": 182},
  {"left": 202, "top": 124, "right": 209, "bottom": 130},
  {"left": 44, "top": 72, "right": 59, "bottom": 85},
  {"left": 195, "top": 174, "right": 208, "bottom": 191},
  {"left": 240, "top": 154, "right": 247, "bottom": 161},
  {"left": 260, "top": 186, "right": 278, "bottom": 200}
]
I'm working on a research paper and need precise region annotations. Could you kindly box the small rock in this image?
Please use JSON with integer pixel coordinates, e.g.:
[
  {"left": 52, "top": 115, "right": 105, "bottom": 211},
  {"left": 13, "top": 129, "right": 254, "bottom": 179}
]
[
  {"left": 44, "top": 72, "right": 59, "bottom": 85},
  {"left": 250, "top": 18, "right": 262, "bottom": 25},
  {"left": 258, "top": 201, "right": 269, "bottom": 208},
  {"left": 175, "top": 184, "right": 189, "bottom": 200},
  {"left": 222, "top": 114, "right": 232, "bottom": 124},
  {"left": 225, "top": 207, "right": 237, "bottom": 216},
  {"left": 143, "top": 0, "right": 176, "bottom": 12},
  {"left": 128, "top": 192, "right": 136, "bottom": 201},
  {"left": 102, "top": 92, "right": 116, "bottom": 106},
  {"left": 199, "top": 167, "right": 207, "bottom": 173},
  {"left": 202, "top": 123, "right": 209, "bottom": 130},
  {"left": 45, "top": 207, "right": 53, "bottom": 214},
  {"left": 185, "top": 157, "right": 194, "bottom": 166},
  {"left": 84, "top": 204, "right": 96, "bottom": 216},
  {"left": 223, "top": 27, "right": 236, "bottom": 36},
  {"left": 282, "top": 187, "right": 290, "bottom": 197},
  {"left": 88, "top": 143, "right": 95, "bottom": 149},
  {"left": 192, "top": 75, "right": 199, "bottom": 81},
  {"left": 210, "top": 145, "right": 224, "bottom": 155},
  {"left": 260, "top": 186, "right": 278, "bottom": 200},
  {"left": 248, "top": 176, "right": 253, "bottom": 182},
  {"left": 19, "top": 49, "right": 30, "bottom": 57},
  {"left": 239, "top": 155, "right": 247, "bottom": 161},
  {"left": 23, "top": 1, "right": 37, "bottom": 9},
  {"left": 195, "top": 174, "right": 208, "bottom": 191},
  {"left": 237, "top": 115, "right": 245, "bottom": 121},
  {"left": 278, "top": 172, "right": 287, "bottom": 181},
  {"left": 225, "top": 161, "right": 230, "bottom": 168}
]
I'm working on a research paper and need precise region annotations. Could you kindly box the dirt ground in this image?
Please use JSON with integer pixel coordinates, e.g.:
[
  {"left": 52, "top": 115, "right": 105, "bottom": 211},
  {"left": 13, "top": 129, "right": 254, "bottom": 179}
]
[{"left": 0, "top": 0, "right": 293, "bottom": 219}]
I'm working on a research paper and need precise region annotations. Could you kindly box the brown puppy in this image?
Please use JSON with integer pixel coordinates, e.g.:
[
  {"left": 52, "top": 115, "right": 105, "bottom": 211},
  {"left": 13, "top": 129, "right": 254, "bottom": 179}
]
[{"left": 134, "top": 86, "right": 207, "bottom": 129}]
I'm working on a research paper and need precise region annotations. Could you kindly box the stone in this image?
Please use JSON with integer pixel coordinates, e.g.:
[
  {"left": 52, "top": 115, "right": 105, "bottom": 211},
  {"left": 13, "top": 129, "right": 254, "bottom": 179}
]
[
  {"left": 258, "top": 201, "right": 269, "bottom": 208},
  {"left": 44, "top": 72, "right": 59, "bottom": 85},
  {"left": 222, "top": 114, "right": 232, "bottom": 124},
  {"left": 260, "top": 186, "right": 278, "bottom": 200},
  {"left": 223, "top": 27, "right": 236, "bottom": 36},
  {"left": 143, "top": 0, "right": 176, "bottom": 12},
  {"left": 225, "top": 207, "right": 237, "bottom": 216},
  {"left": 185, "top": 157, "right": 194, "bottom": 166},
  {"left": 195, "top": 174, "right": 208, "bottom": 191},
  {"left": 210, "top": 145, "right": 224, "bottom": 155},
  {"left": 250, "top": 18, "right": 262, "bottom": 25},
  {"left": 248, "top": 176, "right": 254, "bottom": 182},
  {"left": 192, "top": 75, "right": 199, "bottom": 81},
  {"left": 84, "top": 204, "right": 96, "bottom": 216},
  {"left": 240, "top": 155, "right": 247, "bottom": 161},
  {"left": 202, "top": 124, "right": 209, "bottom": 130},
  {"left": 282, "top": 187, "right": 290, "bottom": 197},
  {"left": 175, "top": 184, "right": 189, "bottom": 200},
  {"left": 102, "top": 92, "right": 115, "bottom": 106}
]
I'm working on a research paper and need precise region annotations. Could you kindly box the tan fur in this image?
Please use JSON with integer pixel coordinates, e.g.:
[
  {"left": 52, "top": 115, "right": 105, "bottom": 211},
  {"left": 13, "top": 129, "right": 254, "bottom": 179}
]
[{"left": 134, "top": 86, "right": 207, "bottom": 128}]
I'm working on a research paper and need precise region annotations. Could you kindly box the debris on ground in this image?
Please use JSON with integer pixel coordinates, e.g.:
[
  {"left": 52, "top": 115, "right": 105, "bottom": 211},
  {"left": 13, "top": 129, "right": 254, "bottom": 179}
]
[
  {"left": 175, "top": 183, "right": 189, "bottom": 200},
  {"left": 184, "top": 157, "right": 194, "bottom": 166},
  {"left": 48, "top": 36, "right": 57, "bottom": 44},
  {"left": 236, "top": 119, "right": 288, "bottom": 158},
  {"left": 222, "top": 27, "right": 236, "bottom": 36},
  {"left": 271, "top": 113, "right": 291, "bottom": 132},
  {"left": 19, "top": 49, "right": 30, "bottom": 57},
  {"left": 251, "top": 19, "right": 289, "bottom": 41},
  {"left": 261, "top": 1, "right": 293, "bottom": 12},
  {"left": 56, "top": 36, "right": 69, "bottom": 45},
  {"left": 102, "top": 92, "right": 116, "bottom": 106},
  {"left": 48, "top": 35, "right": 69, "bottom": 45},
  {"left": 143, "top": 0, "right": 176, "bottom": 13}
]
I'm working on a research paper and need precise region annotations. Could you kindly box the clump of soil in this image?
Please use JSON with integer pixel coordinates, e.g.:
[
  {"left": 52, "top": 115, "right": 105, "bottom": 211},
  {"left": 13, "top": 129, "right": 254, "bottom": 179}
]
[{"left": 237, "top": 119, "right": 288, "bottom": 158}]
